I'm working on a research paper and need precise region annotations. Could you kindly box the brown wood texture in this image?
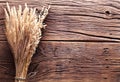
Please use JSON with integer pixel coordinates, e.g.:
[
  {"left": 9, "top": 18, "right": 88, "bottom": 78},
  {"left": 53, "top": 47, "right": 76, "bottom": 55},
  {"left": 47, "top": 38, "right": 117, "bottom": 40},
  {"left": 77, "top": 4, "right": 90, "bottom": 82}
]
[{"left": 0, "top": 0, "right": 120, "bottom": 82}]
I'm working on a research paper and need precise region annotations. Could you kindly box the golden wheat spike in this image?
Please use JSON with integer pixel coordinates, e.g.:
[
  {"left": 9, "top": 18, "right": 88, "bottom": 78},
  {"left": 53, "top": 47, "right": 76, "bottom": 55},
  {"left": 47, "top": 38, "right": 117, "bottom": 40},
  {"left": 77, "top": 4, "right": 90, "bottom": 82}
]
[{"left": 4, "top": 3, "right": 49, "bottom": 82}]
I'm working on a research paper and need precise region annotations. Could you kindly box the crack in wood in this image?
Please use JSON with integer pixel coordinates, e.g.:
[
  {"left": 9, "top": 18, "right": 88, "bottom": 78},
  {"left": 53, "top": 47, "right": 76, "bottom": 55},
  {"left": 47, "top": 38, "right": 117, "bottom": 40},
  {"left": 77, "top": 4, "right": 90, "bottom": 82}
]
[{"left": 55, "top": 30, "right": 120, "bottom": 41}]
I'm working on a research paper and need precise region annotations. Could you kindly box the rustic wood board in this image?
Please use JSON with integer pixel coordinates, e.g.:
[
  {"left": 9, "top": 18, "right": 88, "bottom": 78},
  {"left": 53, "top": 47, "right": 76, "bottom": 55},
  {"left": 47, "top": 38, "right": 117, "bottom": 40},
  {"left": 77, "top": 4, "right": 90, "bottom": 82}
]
[{"left": 0, "top": 0, "right": 120, "bottom": 82}]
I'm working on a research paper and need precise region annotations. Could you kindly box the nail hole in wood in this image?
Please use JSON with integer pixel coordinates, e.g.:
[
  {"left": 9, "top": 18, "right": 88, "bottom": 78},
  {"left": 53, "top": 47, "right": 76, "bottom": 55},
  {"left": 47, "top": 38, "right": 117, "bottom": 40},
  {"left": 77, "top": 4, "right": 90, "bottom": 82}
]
[
  {"left": 105, "top": 59, "right": 108, "bottom": 61},
  {"left": 36, "top": 8, "right": 38, "bottom": 11},
  {"left": 105, "top": 11, "right": 111, "bottom": 16},
  {"left": 106, "top": 66, "right": 109, "bottom": 68},
  {"left": 104, "top": 77, "right": 107, "bottom": 79}
]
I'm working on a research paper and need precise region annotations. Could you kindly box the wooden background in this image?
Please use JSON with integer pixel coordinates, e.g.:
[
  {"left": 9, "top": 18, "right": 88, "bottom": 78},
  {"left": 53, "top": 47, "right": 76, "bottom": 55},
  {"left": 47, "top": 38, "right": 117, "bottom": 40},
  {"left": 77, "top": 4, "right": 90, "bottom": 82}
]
[{"left": 0, "top": 0, "right": 120, "bottom": 82}]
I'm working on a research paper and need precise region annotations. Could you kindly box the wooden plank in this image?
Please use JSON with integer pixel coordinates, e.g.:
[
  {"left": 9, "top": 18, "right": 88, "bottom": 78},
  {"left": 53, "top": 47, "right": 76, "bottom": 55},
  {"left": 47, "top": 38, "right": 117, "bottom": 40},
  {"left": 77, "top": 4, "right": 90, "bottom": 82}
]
[
  {"left": 0, "top": 0, "right": 120, "bottom": 42},
  {"left": 0, "top": 0, "right": 119, "bottom": 82},
  {"left": 27, "top": 41, "right": 120, "bottom": 82},
  {"left": 0, "top": 41, "right": 120, "bottom": 82}
]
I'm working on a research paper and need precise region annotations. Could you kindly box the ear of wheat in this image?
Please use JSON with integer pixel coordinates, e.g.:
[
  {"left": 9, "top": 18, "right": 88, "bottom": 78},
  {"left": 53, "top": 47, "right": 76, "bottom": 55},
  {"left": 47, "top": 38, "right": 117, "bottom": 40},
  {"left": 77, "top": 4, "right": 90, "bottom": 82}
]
[{"left": 4, "top": 3, "right": 49, "bottom": 82}]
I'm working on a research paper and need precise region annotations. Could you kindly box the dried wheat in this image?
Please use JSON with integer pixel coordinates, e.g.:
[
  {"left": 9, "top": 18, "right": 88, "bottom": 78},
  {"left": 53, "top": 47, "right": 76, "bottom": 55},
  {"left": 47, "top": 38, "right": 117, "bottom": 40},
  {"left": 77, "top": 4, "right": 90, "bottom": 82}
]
[{"left": 4, "top": 3, "right": 49, "bottom": 82}]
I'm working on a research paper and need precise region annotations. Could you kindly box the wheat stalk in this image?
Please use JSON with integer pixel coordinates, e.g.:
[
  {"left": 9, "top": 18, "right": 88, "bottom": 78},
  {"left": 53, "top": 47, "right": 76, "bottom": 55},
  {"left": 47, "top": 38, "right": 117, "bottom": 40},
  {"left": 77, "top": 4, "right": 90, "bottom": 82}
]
[{"left": 4, "top": 3, "right": 49, "bottom": 82}]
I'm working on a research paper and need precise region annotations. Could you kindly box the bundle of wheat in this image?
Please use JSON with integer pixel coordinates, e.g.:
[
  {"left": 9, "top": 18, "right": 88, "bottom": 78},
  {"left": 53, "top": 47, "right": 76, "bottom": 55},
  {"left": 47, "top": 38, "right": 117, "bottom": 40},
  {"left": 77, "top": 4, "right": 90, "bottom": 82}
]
[{"left": 4, "top": 3, "right": 49, "bottom": 82}]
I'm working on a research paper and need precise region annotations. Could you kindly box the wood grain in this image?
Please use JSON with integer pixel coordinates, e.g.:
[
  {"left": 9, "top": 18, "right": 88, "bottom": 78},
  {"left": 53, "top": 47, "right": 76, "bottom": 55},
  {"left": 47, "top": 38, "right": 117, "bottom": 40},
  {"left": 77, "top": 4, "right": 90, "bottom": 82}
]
[{"left": 0, "top": 0, "right": 120, "bottom": 82}]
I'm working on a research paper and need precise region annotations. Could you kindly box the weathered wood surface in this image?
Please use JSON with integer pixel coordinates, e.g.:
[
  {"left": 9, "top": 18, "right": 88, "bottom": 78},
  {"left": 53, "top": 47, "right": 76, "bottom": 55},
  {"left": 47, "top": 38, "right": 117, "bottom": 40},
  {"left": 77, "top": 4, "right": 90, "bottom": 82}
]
[{"left": 0, "top": 0, "right": 120, "bottom": 82}]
